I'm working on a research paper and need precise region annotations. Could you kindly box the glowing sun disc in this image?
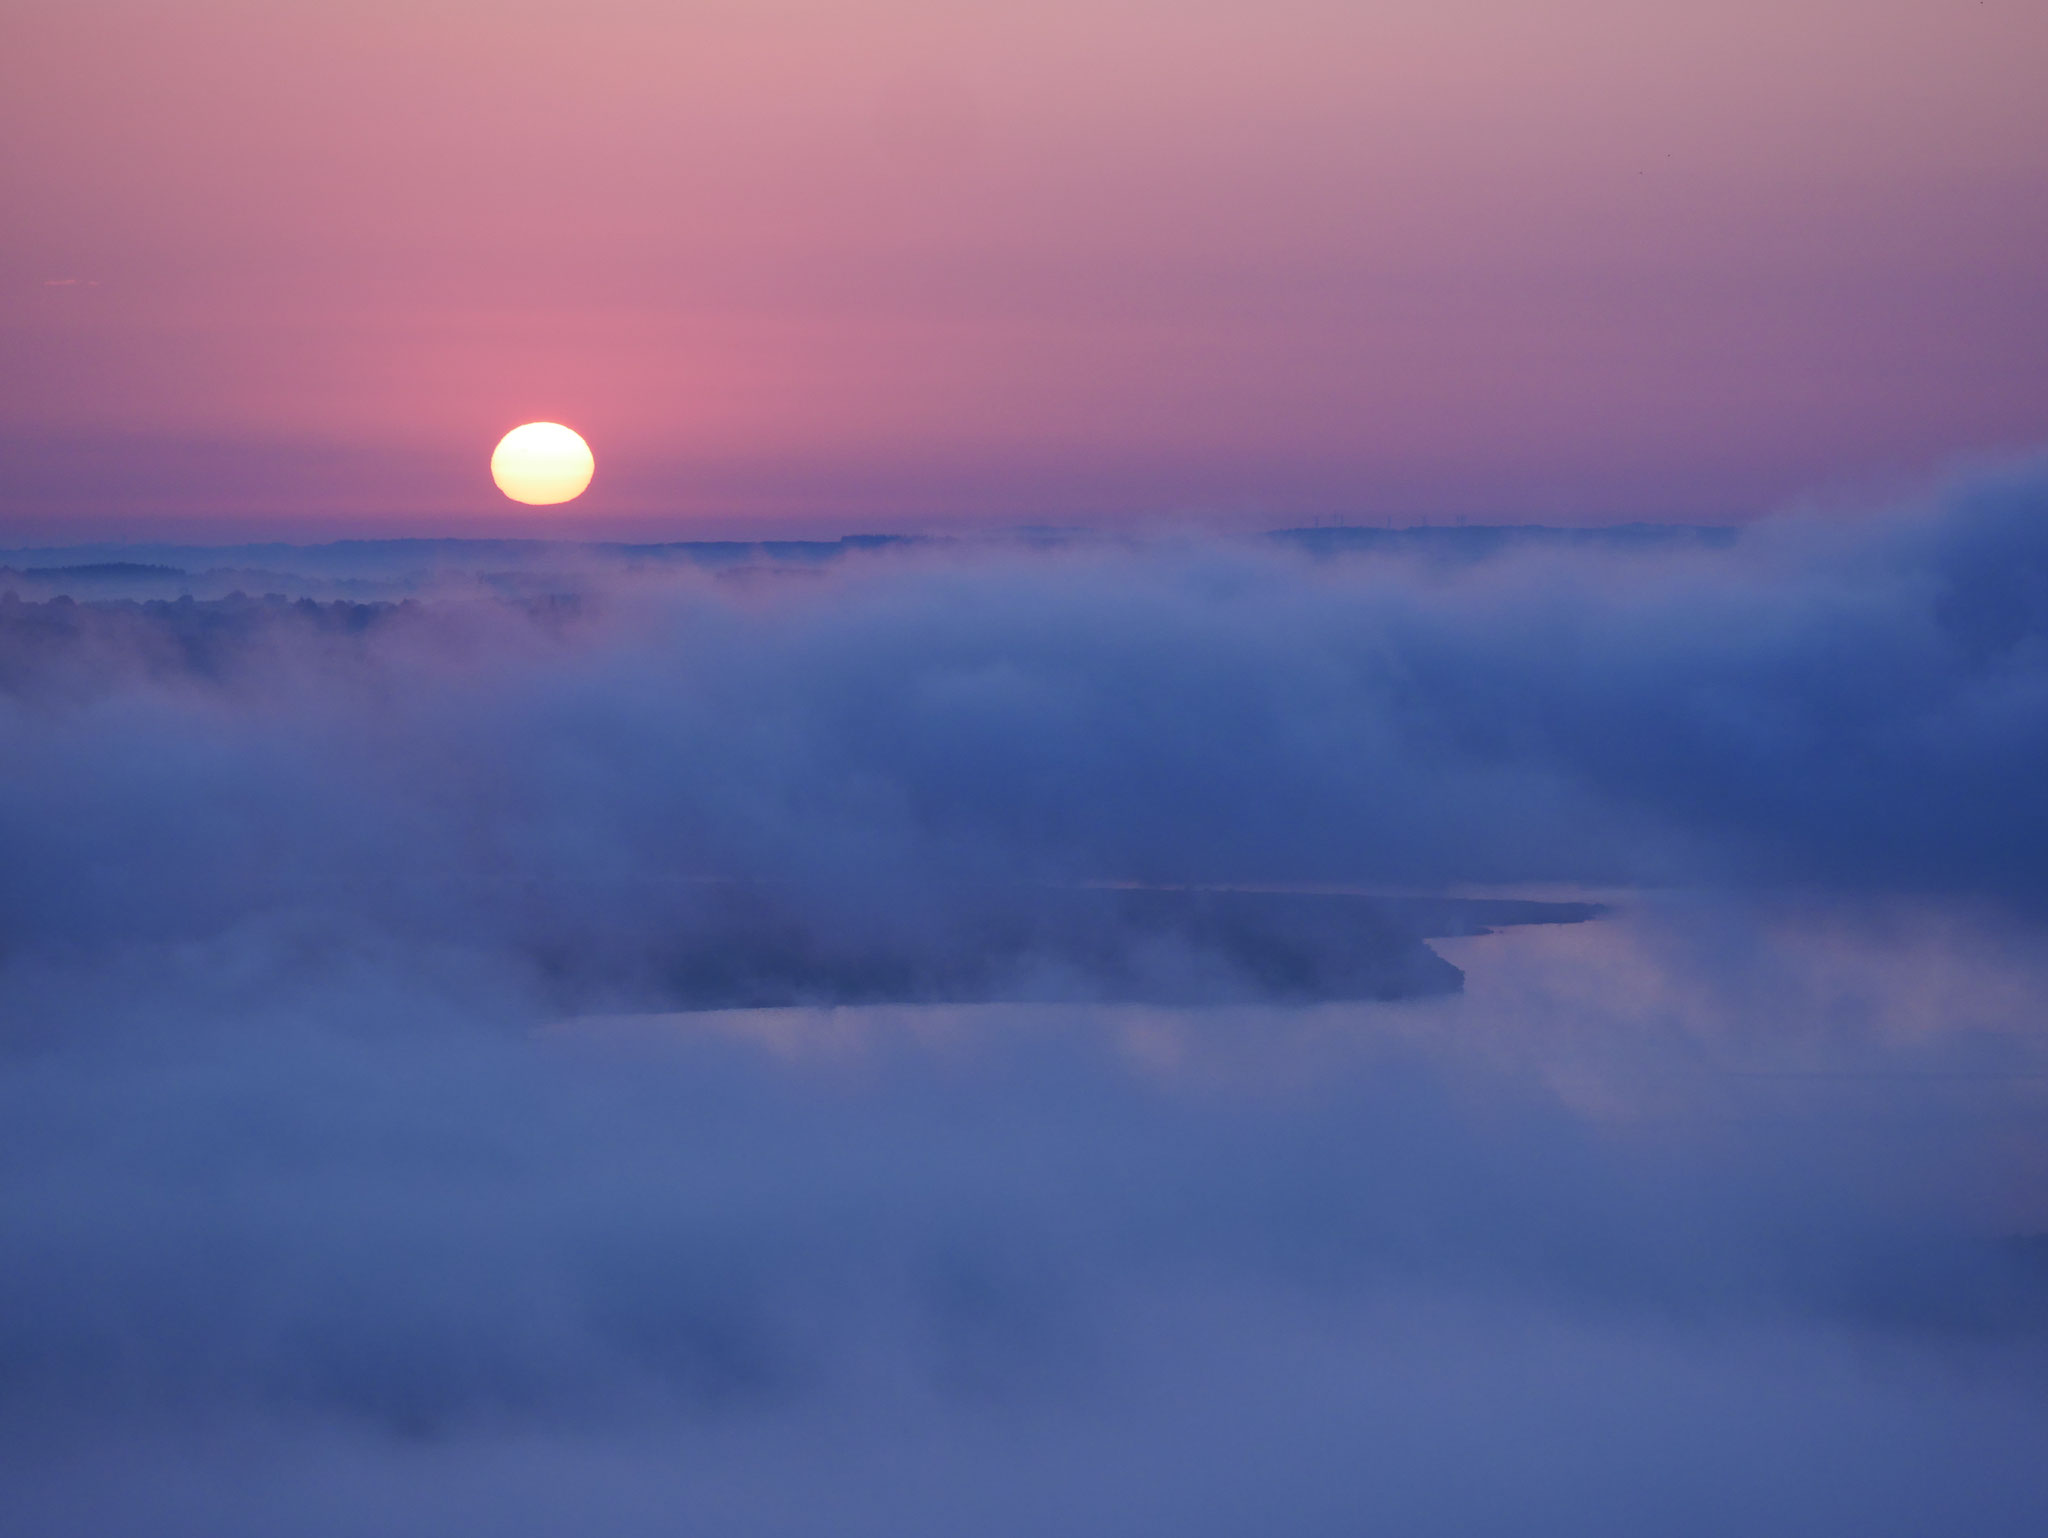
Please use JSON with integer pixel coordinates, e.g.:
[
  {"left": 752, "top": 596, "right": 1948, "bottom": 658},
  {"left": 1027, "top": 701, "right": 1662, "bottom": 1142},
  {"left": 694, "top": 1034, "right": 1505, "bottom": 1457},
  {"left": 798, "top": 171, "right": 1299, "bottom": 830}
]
[{"left": 491, "top": 422, "right": 594, "bottom": 505}]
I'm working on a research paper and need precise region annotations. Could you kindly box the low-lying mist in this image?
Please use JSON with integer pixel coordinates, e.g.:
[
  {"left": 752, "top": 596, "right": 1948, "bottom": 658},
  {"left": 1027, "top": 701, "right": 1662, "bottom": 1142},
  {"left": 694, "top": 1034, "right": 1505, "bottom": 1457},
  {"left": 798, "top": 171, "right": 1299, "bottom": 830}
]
[{"left": 4, "top": 464, "right": 2047, "bottom": 1533}]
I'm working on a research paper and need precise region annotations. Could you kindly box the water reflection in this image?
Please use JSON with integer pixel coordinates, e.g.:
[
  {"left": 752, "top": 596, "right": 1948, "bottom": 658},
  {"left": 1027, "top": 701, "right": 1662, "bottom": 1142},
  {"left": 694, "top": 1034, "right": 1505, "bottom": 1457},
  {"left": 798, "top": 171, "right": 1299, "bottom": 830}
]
[{"left": 563, "top": 893, "right": 2048, "bottom": 1232}]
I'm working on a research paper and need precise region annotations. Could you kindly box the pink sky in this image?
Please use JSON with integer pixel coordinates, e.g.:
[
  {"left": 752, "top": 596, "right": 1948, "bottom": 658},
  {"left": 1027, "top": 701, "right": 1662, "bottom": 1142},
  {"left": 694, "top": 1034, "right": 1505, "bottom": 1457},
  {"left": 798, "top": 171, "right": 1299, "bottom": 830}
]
[{"left": 4, "top": 0, "right": 2045, "bottom": 536}]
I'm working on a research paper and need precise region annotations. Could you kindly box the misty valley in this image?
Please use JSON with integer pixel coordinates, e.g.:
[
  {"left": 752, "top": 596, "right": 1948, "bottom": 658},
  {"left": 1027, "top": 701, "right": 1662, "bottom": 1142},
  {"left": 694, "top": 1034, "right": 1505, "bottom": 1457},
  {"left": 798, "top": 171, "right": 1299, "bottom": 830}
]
[{"left": 4, "top": 490, "right": 2048, "bottom": 1535}]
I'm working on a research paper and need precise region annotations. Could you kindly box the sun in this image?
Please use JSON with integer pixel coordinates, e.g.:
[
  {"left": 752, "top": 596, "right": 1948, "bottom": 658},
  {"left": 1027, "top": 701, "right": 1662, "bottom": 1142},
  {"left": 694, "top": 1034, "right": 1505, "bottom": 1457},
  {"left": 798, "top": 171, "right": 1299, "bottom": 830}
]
[{"left": 491, "top": 422, "right": 594, "bottom": 505}]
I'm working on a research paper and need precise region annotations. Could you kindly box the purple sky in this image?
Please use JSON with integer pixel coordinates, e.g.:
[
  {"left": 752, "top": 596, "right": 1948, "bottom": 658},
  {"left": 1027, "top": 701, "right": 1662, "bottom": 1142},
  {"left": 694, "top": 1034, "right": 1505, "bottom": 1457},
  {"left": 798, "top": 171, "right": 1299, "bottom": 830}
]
[{"left": 4, "top": 0, "right": 2045, "bottom": 536}]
